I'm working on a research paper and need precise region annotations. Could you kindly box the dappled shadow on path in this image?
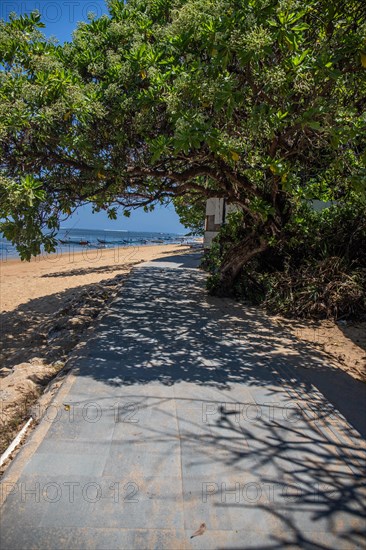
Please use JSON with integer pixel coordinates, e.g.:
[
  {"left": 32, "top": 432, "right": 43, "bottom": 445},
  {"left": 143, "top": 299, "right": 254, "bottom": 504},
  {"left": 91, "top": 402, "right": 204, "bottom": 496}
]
[
  {"left": 75, "top": 253, "right": 366, "bottom": 437},
  {"left": 61, "top": 386, "right": 365, "bottom": 548},
  {"left": 60, "top": 253, "right": 366, "bottom": 548},
  {"left": 209, "top": 405, "right": 366, "bottom": 549}
]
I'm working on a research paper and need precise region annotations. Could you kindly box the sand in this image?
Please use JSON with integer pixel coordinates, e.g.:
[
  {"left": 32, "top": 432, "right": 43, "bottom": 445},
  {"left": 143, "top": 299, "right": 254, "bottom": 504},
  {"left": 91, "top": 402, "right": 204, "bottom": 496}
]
[{"left": 272, "top": 317, "right": 366, "bottom": 384}]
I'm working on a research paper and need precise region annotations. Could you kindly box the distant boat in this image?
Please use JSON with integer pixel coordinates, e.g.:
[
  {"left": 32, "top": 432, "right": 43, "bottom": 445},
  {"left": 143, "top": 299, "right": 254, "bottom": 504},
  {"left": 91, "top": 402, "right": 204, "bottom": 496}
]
[
  {"left": 58, "top": 239, "right": 90, "bottom": 246},
  {"left": 97, "top": 238, "right": 108, "bottom": 244}
]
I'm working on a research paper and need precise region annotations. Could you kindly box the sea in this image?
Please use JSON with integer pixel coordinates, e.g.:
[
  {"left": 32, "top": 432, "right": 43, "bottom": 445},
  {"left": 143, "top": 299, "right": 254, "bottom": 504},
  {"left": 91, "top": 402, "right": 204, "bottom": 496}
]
[{"left": 0, "top": 227, "right": 191, "bottom": 261}]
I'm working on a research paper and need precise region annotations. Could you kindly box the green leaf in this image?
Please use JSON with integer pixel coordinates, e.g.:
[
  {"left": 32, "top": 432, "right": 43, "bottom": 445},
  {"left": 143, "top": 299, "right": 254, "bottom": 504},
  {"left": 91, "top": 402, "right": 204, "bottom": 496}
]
[{"left": 306, "top": 121, "right": 322, "bottom": 130}]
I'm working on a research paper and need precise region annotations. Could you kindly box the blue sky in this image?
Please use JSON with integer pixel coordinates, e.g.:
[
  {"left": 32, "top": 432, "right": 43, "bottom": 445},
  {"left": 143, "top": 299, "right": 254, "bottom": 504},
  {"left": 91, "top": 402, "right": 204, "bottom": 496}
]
[
  {"left": 63, "top": 203, "right": 187, "bottom": 233},
  {"left": 1, "top": 0, "right": 109, "bottom": 41},
  {"left": 1, "top": 0, "right": 186, "bottom": 233}
]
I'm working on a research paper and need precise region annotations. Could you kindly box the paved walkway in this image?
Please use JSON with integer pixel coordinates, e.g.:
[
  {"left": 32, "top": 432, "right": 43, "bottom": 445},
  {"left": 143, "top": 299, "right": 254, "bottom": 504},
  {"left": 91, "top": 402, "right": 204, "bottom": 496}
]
[{"left": 1, "top": 253, "right": 365, "bottom": 549}]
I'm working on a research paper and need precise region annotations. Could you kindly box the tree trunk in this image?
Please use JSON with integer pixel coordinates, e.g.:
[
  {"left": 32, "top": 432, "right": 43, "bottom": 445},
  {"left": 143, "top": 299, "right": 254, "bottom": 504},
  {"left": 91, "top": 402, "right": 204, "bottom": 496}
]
[{"left": 212, "top": 232, "right": 269, "bottom": 297}]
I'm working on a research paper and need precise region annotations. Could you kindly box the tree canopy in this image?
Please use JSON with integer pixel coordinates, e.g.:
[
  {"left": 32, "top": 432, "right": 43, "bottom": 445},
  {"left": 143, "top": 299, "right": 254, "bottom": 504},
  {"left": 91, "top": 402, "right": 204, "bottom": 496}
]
[{"left": 0, "top": 0, "right": 365, "bottom": 264}]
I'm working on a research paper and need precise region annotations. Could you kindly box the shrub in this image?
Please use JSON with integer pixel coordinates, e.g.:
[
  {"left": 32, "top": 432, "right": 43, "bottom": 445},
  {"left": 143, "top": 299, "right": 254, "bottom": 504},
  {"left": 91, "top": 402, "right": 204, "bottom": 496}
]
[{"left": 205, "top": 200, "right": 366, "bottom": 319}]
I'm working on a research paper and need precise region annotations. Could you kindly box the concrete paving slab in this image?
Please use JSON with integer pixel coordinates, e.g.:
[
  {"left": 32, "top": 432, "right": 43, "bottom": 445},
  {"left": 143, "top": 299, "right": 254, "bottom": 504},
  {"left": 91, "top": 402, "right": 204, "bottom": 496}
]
[{"left": 1, "top": 252, "right": 365, "bottom": 550}]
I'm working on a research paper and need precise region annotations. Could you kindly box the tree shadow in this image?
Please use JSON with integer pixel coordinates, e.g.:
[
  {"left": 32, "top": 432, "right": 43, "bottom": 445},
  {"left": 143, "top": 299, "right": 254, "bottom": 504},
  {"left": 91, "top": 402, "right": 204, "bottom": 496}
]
[
  {"left": 40, "top": 261, "right": 141, "bottom": 278},
  {"left": 210, "top": 403, "right": 366, "bottom": 549},
  {"left": 67, "top": 252, "right": 365, "bottom": 546},
  {"left": 2, "top": 253, "right": 365, "bottom": 548},
  {"left": 74, "top": 253, "right": 366, "bottom": 437},
  {"left": 277, "top": 316, "right": 365, "bottom": 385},
  {"left": 339, "top": 321, "right": 366, "bottom": 353},
  {"left": 0, "top": 274, "right": 128, "bottom": 371}
]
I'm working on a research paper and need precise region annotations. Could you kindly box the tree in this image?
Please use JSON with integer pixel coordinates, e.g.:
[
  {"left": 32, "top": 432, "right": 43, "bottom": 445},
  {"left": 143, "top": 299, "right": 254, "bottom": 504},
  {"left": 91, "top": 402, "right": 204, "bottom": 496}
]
[
  {"left": 0, "top": 1, "right": 365, "bottom": 291},
  {"left": 173, "top": 194, "right": 205, "bottom": 235}
]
